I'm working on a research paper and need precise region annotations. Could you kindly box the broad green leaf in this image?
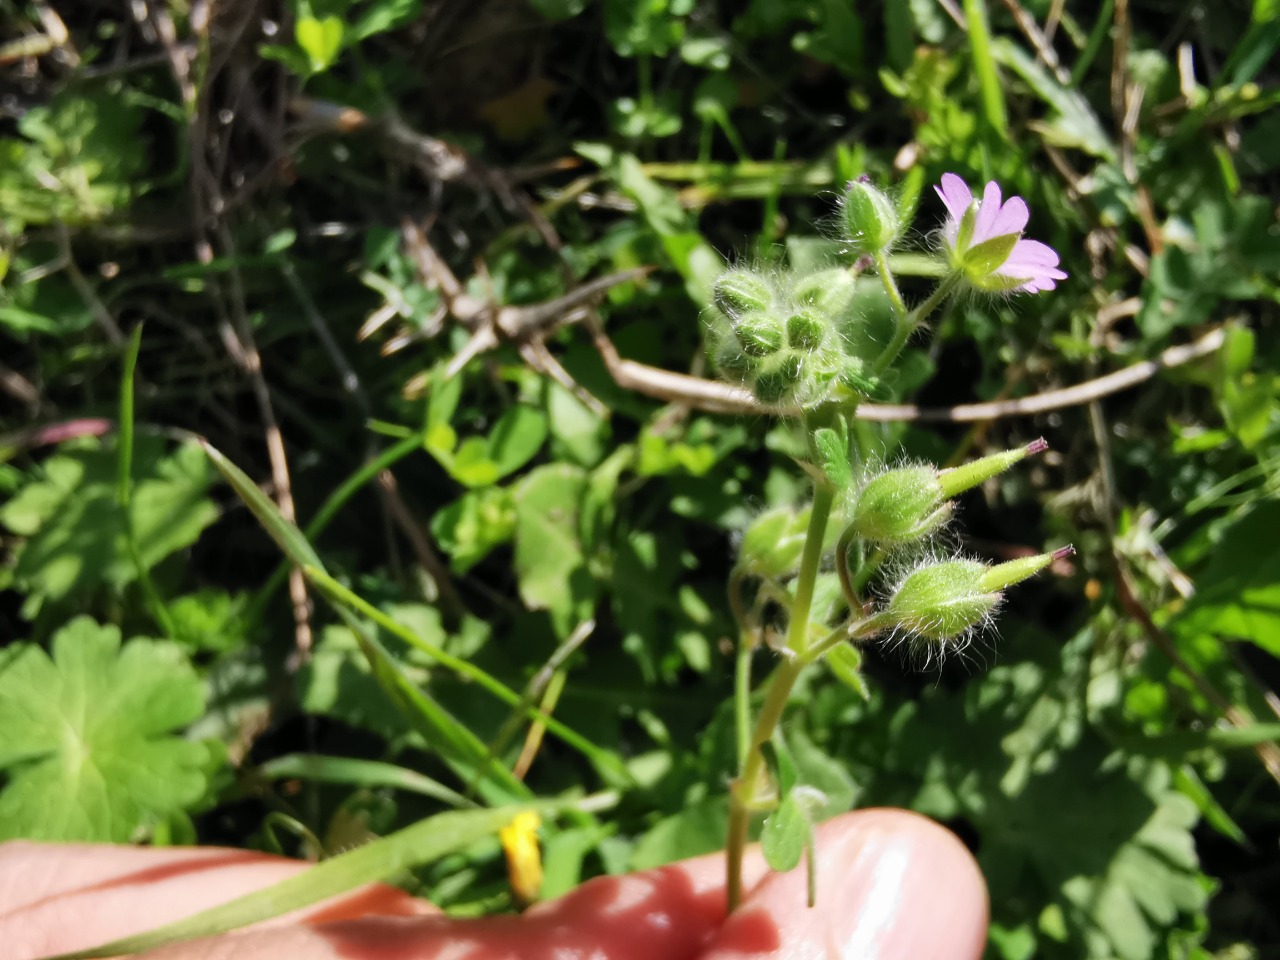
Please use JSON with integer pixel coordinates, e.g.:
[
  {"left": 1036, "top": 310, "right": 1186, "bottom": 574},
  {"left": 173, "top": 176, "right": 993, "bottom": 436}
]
[
  {"left": 0, "top": 439, "right": 217, "bottom": 617},
  {"left": 1174, "top": 502, "right": 1280, "bottom": 655},
  {"left": 487, "top": 405, "right": 549, "bottom": 477},
  {"left": 630, "top": 796, "right": 729, "bottom": 870},
  {"left": 513, "top": 463, "right": 597, "bottom": 635},
  {"left": 0, "top": 617, "right": 207, "bottom": 841}
]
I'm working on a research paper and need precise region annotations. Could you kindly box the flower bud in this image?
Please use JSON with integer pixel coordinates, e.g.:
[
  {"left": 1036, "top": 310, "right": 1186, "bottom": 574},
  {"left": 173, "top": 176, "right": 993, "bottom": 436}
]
[
  {"left": 713, "top": 269, "right": 773, "bottom": 319},
  {"left": 842, "top": 176, "right": 900, "bottom": 256},
  {"left": 851, "top": 466, "right": 948, "bottom": 545},
  {"left": 786, "top": 311, "right": 824, "bottom": 351},
  {"left": 751, "top": 352, "right": 805, "bottom": 404},
  {"left": 735, "top": 312, "right": 785, "bottom": 357}
]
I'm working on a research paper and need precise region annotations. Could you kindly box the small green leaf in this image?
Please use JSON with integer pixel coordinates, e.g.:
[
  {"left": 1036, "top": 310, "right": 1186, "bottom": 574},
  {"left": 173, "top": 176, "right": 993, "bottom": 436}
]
[
  {"left": 761, "top": 791, "right": 808, "bottom": 872},
  {"left": 295, "top": 15, "right": 344, "bottom": 72},
  {"left": 487, "top": 405, "right": 548, "bottom": 477},
  {"left": 0, "top": 617, "right": 207, "bottom": 841},
  {"left": 513, "top": 464, "right": 597, "bottom": 634}
]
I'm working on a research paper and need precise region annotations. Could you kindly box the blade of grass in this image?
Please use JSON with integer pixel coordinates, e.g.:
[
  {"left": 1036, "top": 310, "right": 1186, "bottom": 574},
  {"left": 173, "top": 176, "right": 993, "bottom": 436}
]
[
  {"left": 248, "top": 432, "right": 425, "bottom": 622},
  {"left": 50, "top": 803, "right": 553, "bottom": 959},
  {"left": 963, "top": 0, "right": 1009, "bottom": 139},
  {"left": 118, "top": 324, "right": 175, "bottom": 637},
  {"left": 306, "top": 566, "right": 632, "bottom": 787},
  {"left": 201, "top": 439, "right": 526, "bottom": 800},
  {"left": 257, "top": 754, "right": 476, "bottom": 808}
]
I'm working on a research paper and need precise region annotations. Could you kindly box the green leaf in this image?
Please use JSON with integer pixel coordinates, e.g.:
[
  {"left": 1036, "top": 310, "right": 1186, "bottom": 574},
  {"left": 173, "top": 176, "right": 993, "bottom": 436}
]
[
  {"left": 0, "top": 617, "right": 207, "bottom": 841},
  {"left": 487, "top": 405, "right": 548, "bottom": 478},
  {"left": 513, "top": 464, "right": 597, "bottom": 635},
  {"left": 761, "top": 791, "right": 808, "bottom": 872},
  {"left": 431, "top": 487, "right": 517, "bottom": 573},
  {"left": 296, "top": 15, "right": 344, "bottom": 72},
  {"left": 630, "top": 796, "right": 729, "bottom": 870},
  {"left": 1174, "top": 502, "right": 1280, "bottom": 655},
  {"left": 0, "top": 439, "right": 217, "bottom": 617}
]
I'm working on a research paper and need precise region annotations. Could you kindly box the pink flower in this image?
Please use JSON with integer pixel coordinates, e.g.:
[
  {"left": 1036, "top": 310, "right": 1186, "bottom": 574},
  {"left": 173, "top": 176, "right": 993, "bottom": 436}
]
[{"left": 935, "top": 173, "right": 1067, "bottom": 293}]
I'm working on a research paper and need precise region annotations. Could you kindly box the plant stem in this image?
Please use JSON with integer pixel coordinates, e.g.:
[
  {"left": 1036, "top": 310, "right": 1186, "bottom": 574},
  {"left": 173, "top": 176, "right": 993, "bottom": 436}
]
[
  {"left": 784, "top": 485, "right": 835, "bottom": 655},
  {"left": 726, "top": 655, "right": 804, "bottom": 910},
  {"left": 725, "top": 482, "right": 834, "bottom": 910},
  {"left": 871, "top": 270, "right": 961, "bottom": 377}
]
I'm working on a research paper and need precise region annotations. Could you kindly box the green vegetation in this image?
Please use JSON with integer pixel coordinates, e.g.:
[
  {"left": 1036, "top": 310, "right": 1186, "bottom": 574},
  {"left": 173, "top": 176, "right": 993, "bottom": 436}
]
[{"left": 2, "top": 1, "right": 1278, "bottom": 957}]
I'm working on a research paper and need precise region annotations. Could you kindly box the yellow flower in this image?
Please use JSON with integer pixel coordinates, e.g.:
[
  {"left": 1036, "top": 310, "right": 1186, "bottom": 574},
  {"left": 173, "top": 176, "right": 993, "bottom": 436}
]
[{"left": 499, "top": 811, "right": 543, "bottom": 905}]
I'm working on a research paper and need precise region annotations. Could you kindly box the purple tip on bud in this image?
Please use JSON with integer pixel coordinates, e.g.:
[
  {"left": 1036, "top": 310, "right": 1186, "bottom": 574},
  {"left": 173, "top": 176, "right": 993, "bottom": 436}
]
[
  {"left": 1050, "top": 545, "right": 1076, "bottom": 562},
  {"left": 856, "top": 173, "right": 872, "bottom": 184},
  {"left": 853, "top": 254, "right": 874, "bottom": 272},
  {"left": 1025, "top": 437, "right": 1050, "bottom": 456}
]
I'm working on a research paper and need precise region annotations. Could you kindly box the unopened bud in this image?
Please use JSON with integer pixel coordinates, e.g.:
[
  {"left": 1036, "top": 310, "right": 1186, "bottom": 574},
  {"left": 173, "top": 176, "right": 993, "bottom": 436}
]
[
  {"left": 851, "top": 466, "right": 948, "bottom": 544},
  {"left": 786, "top": 311, "right": 825, "bottom": 351},
  {"left": 752, "top": 353, "right": 805, "bottom": 404},
  {"left": 842, "top": 177, "right": 900, "bottom": 256},
  {"left": 714, "top": 270, "right": 773, "bottom": 319},
  {"left": 735, "top": 312, "right": 785, "bottom": 357}
]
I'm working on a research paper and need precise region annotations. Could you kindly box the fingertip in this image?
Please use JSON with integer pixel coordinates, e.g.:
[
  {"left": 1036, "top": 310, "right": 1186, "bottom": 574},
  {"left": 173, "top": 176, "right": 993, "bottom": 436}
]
[{"left": 707, "top": 808, "right": 988, "bottom": 960}]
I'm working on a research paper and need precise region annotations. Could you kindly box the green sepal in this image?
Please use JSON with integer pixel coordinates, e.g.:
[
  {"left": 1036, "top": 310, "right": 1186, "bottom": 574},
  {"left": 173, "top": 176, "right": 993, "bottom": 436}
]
[{"left": 962, "top": 231, "right": 1020, "bottom": 277}]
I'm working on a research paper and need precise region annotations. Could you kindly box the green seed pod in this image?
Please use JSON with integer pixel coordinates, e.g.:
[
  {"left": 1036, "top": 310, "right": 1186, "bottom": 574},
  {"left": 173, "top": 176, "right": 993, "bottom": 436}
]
[
  {"left": 842, "top": 177, "right": 900, "bottom": 256},
  {"left": 786, "top": 310, "right": 825, "bottom": 351},
  {"left": 713, "top": 269, "right": 773, "bottom": 319},
  {"left": 936, "top": 439, "right": 1048, "bottom": 499},
  {"left": 852, "top": 466, "right": 948, "bottom": 544},
  {"left": 882, "top": 560, "right": 997, "bottom": 641},
  {"left": 735, "top": 311, "right": 785, "bottom": 357}
]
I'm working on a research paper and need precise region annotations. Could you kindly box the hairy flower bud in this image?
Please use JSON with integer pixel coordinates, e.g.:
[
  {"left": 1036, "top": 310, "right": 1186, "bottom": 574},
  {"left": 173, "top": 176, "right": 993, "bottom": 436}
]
[
  {"left": 842, "top": 176, "right": 900, "bottom": 256},
  {"left": 714, "top": 269, "right": 774, "bottom": 319},
  {"left": 735, "top": 312, "right": 785, "bottom": 357},
  {"left": 786, "top": 311, "right": 824, "bottom": 351}
]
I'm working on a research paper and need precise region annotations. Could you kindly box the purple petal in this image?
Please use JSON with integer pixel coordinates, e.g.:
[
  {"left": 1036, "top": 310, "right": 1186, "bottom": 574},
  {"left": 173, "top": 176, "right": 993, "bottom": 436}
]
[
  {"left": 970, "top": 181, "right": 1004, "bottom": 246},
  {"left": 934, "top": 173, "right": 973, "bottom": 221},
  {"left": 997, "top": 239, "right": 1068, "bottom": 292},
  {"left": 998, "top": 239, "right": 1062, "bottom": 270},
  {"left": 987, "top": 195, "right": 1029, "bottom": 239}
]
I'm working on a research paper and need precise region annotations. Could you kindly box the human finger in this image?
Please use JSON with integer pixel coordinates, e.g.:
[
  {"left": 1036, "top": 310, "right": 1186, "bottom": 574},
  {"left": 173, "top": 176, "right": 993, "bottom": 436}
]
[{"left": 0, "top": 841, "right": 432, "bottom": 960}]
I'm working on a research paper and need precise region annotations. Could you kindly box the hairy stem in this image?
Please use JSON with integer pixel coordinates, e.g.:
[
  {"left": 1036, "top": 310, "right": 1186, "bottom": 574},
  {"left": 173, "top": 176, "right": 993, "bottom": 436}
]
[{"left": 726, "top": 482, "right": 834, "bottom": 910}]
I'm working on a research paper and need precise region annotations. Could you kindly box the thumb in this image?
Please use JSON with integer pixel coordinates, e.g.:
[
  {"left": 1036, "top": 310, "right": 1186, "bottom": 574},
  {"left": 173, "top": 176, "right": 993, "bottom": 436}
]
[{"left": 702, "top": 808, "right": 987, "bottom": 960}]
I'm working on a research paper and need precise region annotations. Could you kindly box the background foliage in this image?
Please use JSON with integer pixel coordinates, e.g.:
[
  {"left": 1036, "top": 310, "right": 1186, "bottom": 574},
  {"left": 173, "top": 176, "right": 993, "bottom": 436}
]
[{"left": 2, "top": 0, "right": 1279, "bottom": 957}]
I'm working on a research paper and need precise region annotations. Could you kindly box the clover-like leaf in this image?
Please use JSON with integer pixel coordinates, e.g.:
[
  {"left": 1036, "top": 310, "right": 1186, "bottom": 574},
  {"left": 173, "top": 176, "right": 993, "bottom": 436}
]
[{"left": 0, "top": 616, "right": 208, "bottom": 841}]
